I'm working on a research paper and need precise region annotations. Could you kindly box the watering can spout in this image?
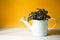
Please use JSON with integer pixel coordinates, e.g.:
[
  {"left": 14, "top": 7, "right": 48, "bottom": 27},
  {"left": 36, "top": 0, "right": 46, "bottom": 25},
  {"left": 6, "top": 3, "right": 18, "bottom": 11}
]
[{"left": 20, "top": 17, "right": 32, "bottom": 31}]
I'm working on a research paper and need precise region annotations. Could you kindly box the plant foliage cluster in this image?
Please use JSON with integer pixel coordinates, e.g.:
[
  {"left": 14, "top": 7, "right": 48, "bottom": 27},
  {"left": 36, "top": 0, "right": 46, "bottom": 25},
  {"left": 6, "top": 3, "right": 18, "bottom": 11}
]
[{"left": 28, "top": 8, "right": 51, "bottom": 21}]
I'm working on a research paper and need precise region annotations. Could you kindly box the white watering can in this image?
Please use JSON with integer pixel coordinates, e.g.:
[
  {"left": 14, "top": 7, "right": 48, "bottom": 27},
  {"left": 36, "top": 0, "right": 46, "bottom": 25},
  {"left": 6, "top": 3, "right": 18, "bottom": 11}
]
[{"left": 20, "top": 17, "right": 56, "bottom": 37}]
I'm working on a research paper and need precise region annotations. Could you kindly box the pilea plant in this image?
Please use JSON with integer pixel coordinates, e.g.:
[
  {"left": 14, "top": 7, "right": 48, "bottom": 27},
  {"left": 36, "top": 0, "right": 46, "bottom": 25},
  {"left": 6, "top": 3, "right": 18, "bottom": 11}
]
[{"left": 28, "top": 8, "right": 51, "bottom": 21}]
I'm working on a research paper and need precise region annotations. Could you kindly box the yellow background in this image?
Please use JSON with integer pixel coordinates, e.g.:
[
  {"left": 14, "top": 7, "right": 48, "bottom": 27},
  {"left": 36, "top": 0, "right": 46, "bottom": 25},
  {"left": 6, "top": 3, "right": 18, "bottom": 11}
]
[{"left": 0, "top": 0, "right": 60, "bottom": 28}]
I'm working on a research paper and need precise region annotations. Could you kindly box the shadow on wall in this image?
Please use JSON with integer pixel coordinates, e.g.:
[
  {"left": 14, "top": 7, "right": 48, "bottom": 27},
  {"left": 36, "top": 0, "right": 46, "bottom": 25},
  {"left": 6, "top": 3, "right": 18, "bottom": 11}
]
[{"left": 48, "top": 29, "right": 60, "bottom": 35}]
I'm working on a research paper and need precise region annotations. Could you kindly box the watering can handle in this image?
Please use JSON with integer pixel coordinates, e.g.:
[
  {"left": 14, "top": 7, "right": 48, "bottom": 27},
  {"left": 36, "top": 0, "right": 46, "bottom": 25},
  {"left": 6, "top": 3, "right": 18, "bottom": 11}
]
[{"left": 49, "top": 18, "right": 57, "bottom": 29}]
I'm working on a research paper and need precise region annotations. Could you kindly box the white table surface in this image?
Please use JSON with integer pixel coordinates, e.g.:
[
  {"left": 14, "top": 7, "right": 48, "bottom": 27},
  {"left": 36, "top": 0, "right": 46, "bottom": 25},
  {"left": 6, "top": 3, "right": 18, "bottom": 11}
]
[{"left": 0, "top": 28, "right": 60, "bottom": 40}]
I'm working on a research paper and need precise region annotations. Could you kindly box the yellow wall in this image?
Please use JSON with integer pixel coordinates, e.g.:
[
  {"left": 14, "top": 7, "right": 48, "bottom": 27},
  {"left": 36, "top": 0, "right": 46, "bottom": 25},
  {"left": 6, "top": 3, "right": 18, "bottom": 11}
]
[{"left": 0, "top": 0, "right": 60, "bottom": 28}]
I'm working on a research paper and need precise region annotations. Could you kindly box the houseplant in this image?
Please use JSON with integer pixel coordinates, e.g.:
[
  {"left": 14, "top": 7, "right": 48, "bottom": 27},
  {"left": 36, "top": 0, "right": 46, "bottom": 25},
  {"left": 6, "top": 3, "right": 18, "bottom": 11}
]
[{"left": 20, "top": 8, "right": 56, "bottom": 37}]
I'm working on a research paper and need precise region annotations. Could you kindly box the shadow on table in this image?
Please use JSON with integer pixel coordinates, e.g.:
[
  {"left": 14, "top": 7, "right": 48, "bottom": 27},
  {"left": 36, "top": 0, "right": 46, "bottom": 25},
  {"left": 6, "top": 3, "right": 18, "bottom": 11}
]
[{"left": 48, "top": 29, "right": 60, "bottom": 36}]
